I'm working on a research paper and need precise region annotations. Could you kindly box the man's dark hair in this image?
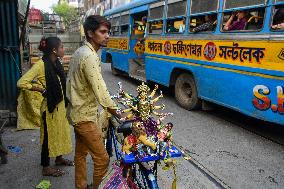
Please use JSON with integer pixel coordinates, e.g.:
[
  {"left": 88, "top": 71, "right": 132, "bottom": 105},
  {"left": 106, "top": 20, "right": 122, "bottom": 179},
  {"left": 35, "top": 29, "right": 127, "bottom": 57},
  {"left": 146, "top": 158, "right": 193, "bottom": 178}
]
[{"left": 83, "top": 15, "right": 111, "bottom": 40}]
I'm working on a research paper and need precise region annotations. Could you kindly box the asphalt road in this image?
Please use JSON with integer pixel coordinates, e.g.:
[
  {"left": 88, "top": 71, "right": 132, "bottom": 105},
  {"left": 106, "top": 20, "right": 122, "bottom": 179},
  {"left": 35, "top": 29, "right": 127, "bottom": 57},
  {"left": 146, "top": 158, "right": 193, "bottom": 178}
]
[{"left": 0, "top": 63, "right": 283, "bottom": 189}]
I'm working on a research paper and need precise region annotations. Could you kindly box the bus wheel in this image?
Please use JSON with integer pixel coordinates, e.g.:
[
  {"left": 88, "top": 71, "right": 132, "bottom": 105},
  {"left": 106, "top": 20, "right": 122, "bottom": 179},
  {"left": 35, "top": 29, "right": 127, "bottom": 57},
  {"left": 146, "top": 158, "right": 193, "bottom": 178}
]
[
  {"left": 175, "top": 73, "right": 201, "bottom": 110},
  {"left": 111, "top": 63, "right": 120, "bottom": 76}
]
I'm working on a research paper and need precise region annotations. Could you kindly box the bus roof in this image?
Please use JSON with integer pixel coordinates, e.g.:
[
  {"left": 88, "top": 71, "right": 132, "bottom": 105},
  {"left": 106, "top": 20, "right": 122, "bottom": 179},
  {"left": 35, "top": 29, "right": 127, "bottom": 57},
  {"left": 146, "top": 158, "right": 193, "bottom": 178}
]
[{"left": 104, "top": 0, "right": 158, "bottom": 16}]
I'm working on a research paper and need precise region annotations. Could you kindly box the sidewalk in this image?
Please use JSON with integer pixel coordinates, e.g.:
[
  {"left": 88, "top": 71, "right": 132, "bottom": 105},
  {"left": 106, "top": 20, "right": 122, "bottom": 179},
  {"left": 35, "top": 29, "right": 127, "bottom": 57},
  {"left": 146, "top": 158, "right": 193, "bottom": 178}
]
[{"left": 0, "top": 128, "right": 76, "bottom": 189}]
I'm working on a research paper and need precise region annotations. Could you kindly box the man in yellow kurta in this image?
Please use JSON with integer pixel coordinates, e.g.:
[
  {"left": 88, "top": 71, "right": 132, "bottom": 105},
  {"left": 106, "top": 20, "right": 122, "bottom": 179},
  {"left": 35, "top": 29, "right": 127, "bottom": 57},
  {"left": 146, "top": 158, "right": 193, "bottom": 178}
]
[
  {"left": 17, "top": 37, "right": 73, "bottom": 177},
  {"left": 67, "top": 15, "right": 120, "bottom": 189}
]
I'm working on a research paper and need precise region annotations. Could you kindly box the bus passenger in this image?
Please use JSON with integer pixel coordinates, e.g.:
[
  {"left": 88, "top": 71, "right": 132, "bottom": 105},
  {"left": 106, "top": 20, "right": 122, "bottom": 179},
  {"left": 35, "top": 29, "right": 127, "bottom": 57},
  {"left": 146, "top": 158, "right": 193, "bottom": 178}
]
[
  {"left": 167, "top": 20, "right": 178, "bottom": 33},
  {"left": 272, "top": 8, "right": 284, "bottom": 30},
  {"left": 245, "top": 11, "right": 264, "bottom": 30},
  {"left": 223, "top": 10, "right": 248, "bottom": 31},
  {"left": 179, "top": 18, "right": 186, "bottom": 33},
  {"left": 141, "top": 16, "right": 147, "bottom": 32},
  {"left": 141, "top": 16, "right": 148, "bottom": 39},
  {"left": 133, "top": 23, "right": 140, "bottom": 35},
  {"left": 193, "top": 14, "right": 216, "bottom": 33}
]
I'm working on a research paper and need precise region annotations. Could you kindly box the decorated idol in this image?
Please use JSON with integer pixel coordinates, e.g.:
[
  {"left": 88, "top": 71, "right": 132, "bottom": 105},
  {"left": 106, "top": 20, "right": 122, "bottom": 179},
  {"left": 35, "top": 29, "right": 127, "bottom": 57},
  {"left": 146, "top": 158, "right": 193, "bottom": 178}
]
[{"left": 113, "top": 82, "right": 175, "bottom": 157}]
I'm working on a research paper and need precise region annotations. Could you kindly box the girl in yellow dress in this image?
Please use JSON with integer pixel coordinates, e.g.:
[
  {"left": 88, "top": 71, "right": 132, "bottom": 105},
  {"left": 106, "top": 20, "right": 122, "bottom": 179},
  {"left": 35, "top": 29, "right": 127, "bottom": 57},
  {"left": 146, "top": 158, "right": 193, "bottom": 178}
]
[{"left": 17, "top": 37, "right": 73, "bottom": 177}]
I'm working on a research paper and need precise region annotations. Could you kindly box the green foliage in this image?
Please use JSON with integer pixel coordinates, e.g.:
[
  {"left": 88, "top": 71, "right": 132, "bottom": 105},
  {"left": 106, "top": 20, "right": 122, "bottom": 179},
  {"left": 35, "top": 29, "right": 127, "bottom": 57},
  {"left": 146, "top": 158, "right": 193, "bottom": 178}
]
[{"left": 52, "top": 2, "right": 77, "bottom": 25}]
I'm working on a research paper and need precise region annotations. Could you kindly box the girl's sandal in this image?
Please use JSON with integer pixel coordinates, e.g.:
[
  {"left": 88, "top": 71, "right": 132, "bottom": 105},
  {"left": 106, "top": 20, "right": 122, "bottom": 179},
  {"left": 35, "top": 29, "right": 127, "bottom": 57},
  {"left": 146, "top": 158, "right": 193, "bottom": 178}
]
[
  {"left": 42, "top": 167, "right": 65, "bottom": 177},
  {"left": 55, "top": 158, "right": 74, "bottom": 166}
]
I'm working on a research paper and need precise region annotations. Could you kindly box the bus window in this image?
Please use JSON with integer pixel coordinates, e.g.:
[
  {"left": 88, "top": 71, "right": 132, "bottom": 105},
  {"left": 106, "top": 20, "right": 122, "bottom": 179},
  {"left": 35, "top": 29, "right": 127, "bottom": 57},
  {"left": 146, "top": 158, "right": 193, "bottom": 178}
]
[
  {"left": 121, "top": 25, "right": 129, "bottom": 35},
  {"left": 190, "top": 14, "right": 217, "bottom": 33},
  {"left": 224, "top": 0, "right": 266, "bottom": 10},
  {"left": 222, "top": 8, "right": 265, "bottom": 31},
  {"left": 120, "top": 13, "right": 129, "bottom": 35},
  {"left": 111, "top": 15, "right": 120, "bottom": 35},
  {"left": 246, "top": 9, "right": 265, "bottom": 30},
  {"left": 166, "top": 17, "right": 185, "bottom": 33},
  {"left": 166, "top": 0, "right": 187, "bottom": 34},
  {"left": 148, "top": 1, "right": 164, "bottom": 35},
  {"left": 189, "top": 0, "right": 218, "bottom": 33},
  {"left": 121, "top": 14, "right": 129, "bottom": 24},
  {"left": 271, "top": 5, "right": 284, "bottom": 31},
  {"left": 149, "top": 20, "right": 163, "bottom": 34},
  {"left": 190, "top": 0, "right": 218, "bottom": 14},
  {"left": 111, "top": 26, "right": 120, "bottom": 36},
  {"left": 149, "top": 1, "right": 165, "bottom": 20},
  {"left": 167, "top": 0, "right": 187, "bottom": 18}
]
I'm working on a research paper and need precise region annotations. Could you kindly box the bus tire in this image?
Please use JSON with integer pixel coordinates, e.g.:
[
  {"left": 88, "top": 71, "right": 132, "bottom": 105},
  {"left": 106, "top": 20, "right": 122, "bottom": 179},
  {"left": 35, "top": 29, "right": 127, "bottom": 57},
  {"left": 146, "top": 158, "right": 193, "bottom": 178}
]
[{"left": 175, "top": 73, "right": 201, "bottom": 110}]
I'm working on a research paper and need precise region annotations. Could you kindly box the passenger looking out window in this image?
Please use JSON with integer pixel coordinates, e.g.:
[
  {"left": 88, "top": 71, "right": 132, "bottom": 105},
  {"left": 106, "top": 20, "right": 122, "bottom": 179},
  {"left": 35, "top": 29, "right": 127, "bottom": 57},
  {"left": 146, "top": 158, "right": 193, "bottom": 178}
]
[
  {"left": 166, "top": 18, "right": 185, "bottom": 33},
  {"left": 141, "top": 16, "right": 147, "bottom": 33},
  {"left": 167, "top": 20, "right": 178, "bottom": 32},
  {"left": 245, "top": 10, "right": 264, "bottom": 30},
  {"left": 179, "top": 18, "right": 186, "bottom": 33},
  {"left": 139, "top": 16, "right": 148, "bottom": 45},
  {"left": 223, "top": 10, "right": 248, "bottom": 31},
  {"left": 192, "top": 14, "right": 217, "bottom": 33},
  {"left": 271, "top": 7, "right": 284, "bottom": 30}
]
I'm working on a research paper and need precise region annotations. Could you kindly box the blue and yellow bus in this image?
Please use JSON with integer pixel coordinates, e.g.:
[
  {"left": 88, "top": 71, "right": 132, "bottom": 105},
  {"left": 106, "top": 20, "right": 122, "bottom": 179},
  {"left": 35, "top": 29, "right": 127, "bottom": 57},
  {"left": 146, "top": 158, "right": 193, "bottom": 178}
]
[{"left": 102, "top": 0, "right": 284, "bottom": 125}]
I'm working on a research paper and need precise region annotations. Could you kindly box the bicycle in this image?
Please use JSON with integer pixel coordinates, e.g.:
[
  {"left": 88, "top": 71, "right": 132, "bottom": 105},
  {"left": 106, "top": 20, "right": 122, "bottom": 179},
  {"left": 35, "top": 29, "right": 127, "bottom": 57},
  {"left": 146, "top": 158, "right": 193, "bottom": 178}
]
[{"left": 106, "top": 116, "right": 182, "bottom": 189}]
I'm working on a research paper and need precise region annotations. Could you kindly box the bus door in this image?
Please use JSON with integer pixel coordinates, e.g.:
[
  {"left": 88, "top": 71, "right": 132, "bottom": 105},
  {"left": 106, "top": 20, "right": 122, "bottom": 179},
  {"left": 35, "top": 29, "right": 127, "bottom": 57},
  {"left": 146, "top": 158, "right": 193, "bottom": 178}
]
[{"left": 128, "top": 11, "right": 147, "bottom": 81}]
